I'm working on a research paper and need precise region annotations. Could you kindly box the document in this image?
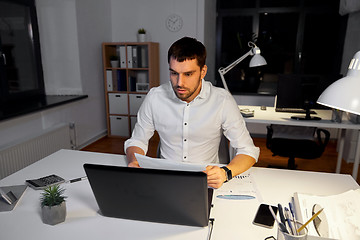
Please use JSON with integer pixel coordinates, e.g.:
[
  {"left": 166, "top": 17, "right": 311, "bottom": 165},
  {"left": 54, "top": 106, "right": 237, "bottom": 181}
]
[
  {"left": 135, "top": 153, "right": 206, "bottom": 172},
  {"left": 293, "top": 189, "right": 360, "bottom": 240},
  {"left": 215, "top": 170, "right": 262, "bottom": 201}
]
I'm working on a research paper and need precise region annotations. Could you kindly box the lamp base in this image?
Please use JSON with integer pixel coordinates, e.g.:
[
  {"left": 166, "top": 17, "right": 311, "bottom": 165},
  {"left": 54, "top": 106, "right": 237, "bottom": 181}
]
[{"left": 291, "top": 115, "right": 321, "bottom": 121}]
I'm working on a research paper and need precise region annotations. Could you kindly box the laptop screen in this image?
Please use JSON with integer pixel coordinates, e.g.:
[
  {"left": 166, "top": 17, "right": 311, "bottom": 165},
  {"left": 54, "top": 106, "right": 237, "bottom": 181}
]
[{"left": 84, "top": 163, "right": 213, "bottom": 227}]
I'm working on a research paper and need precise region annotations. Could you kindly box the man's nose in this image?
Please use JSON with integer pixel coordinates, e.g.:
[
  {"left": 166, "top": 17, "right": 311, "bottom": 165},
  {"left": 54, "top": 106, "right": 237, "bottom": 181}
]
[{"left": 177, "top": 74, "right": 185, "bottom": 87}]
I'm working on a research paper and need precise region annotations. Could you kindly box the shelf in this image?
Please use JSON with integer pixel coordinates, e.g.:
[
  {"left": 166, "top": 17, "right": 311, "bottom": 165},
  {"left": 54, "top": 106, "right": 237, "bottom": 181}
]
[{"left": 102, "top": 42, "right": 159, "bottom": 137}]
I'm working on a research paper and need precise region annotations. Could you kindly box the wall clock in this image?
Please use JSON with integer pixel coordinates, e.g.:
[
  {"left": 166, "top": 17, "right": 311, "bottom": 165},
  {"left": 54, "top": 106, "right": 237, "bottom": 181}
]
[{"left": 166, "top": 14, "right": 183, "bottom": 32}]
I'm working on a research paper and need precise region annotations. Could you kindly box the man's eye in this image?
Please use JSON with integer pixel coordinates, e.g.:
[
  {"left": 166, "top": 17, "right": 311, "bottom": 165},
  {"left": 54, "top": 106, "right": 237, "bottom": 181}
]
[
  {"left": 170, "top": 72, "right": 178, "bottom": 76},
  {"left": 185, "top": 73, "right": 193, "bottom": 77}
]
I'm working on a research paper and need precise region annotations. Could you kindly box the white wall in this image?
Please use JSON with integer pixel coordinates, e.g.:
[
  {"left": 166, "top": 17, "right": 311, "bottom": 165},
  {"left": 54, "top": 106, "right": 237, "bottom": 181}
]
[{"left": 110, "top": 0, "right": 214, "bottom": 85}]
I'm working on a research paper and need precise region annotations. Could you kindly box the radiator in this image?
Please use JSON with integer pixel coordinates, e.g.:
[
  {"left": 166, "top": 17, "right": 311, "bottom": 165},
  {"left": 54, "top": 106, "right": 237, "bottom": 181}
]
[{"left": 0, "top": 123, "right": 75, "bottom": 180}]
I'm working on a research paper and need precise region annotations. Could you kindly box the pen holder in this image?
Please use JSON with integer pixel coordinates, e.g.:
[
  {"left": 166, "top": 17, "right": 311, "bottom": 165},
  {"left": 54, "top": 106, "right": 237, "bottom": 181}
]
[{"left": 277, "top": 221, "right": 308, "bottom": 240}]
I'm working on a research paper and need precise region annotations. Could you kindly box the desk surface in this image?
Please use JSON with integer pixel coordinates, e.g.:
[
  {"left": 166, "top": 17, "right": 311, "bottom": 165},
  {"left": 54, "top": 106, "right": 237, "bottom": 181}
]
[
  {"left": 239, "top": 105, "right": 360, "bottom": 130},
  {"left": 0, "top": 150, "right": 359, "bottom": 240}
]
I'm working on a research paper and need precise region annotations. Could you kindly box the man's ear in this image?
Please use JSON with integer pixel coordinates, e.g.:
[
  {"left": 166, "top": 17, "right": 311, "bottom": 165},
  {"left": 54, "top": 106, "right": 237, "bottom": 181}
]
[{"left": 201, "top": 65, "right": 208, "bottom": 79}]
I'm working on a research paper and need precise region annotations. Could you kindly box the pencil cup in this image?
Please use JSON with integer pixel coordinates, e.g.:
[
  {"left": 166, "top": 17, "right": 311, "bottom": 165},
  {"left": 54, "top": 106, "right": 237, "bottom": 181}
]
[{"left": 277, "top": 221, "right": 308, "bottom": 240}]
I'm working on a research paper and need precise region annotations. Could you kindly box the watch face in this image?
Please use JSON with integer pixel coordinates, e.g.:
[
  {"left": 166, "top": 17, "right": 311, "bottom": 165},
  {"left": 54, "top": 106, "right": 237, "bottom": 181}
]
[{"left": 166, "top": 14, "right": 183, "bottom": 32}]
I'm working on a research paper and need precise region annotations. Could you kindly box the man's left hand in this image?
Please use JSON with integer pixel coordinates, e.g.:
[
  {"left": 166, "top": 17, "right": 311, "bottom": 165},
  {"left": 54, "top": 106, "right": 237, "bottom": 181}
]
[{"left": 204, "top": 165, "right": 226, "bottom": 189}]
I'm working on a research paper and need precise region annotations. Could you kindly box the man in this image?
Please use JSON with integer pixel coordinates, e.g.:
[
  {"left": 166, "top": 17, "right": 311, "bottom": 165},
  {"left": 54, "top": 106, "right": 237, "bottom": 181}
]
[{"left": 125, "top": 37, "right": 259, "bottom": 189}]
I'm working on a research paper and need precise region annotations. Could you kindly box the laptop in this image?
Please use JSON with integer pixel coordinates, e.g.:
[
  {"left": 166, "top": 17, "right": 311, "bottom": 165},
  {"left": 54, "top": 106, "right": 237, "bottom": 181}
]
[{"left": 84, "top": 163, "right": 213, "bottom": 227}]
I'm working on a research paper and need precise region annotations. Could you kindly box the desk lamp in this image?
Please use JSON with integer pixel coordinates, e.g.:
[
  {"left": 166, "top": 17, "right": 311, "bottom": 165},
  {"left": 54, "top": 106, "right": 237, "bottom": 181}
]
[
  {"left": 218, "top": 42, "right": 267, "bottom": 92},
  {"left": 317, "top": 51, "right": 360, "bottom": 116}
]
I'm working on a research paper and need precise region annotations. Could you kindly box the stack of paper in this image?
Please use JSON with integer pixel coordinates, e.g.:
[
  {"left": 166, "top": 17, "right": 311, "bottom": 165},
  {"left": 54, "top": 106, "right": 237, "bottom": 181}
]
[{"left": 293, "top": 189, "right": 360, "bottom": 240}]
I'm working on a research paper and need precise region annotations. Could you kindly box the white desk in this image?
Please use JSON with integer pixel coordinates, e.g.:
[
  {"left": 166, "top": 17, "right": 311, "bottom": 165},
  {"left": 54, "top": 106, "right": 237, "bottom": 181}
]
[
  {"left": 239, "top": 105, "right": 360, "bottom": 180},
  {"left": 0, "top": 150, "right": 358, "bottom": 240}
]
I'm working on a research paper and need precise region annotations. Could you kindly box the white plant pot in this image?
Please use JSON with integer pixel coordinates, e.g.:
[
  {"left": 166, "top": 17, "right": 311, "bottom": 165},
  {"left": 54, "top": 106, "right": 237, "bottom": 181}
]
[
  {"left": 41, "top": 201, "right": 66, "bottom": 225},
  {"left": 137, "top": 33, "right": 146, "bottom": 42},
  {"left": 110, "top": 60, "right": 119, "bottom": 68}
]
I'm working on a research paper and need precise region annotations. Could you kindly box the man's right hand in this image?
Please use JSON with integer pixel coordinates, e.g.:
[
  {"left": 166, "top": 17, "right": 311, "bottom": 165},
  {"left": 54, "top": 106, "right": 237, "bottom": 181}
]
[
  {"left": 128, "top": 160, "right": 140, "bottom": 168},
  {"left": 126, "top": 146, "right": 145, "bottom": 168}
]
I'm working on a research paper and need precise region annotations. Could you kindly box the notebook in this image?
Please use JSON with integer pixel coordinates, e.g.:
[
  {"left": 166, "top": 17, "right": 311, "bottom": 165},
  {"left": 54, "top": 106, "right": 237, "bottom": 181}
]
[{"left": 84, "top": 163, "right": 213, "bottom": 227}]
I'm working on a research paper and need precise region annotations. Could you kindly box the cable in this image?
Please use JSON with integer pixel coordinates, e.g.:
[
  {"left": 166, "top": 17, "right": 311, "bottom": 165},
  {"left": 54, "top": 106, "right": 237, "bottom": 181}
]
[{"left": 207, "top": 218, "right": 215, "bottom": 240}]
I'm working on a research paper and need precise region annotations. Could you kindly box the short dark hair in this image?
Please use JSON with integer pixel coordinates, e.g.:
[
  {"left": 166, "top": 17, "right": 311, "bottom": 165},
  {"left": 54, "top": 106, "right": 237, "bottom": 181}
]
[{"left": 167, "top": 37, "right": 206, "bottom": 68}]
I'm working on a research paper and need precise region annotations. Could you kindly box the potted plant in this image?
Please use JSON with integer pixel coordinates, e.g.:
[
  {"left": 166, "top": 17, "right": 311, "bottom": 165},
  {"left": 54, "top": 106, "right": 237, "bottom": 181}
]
[
  {"left": 109, "top": 55, "right": 119, "bottom": 68},
  {"left": 40, "top": 185, "right": 67, "bottom": 225},
  {"left": 137, "top": 28, "right": 146, "bottom": 42}
]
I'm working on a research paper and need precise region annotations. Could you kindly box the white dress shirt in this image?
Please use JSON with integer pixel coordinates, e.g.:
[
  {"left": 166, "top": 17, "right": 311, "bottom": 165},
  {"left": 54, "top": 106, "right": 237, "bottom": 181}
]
[{"left": 125, "top": 79, "right": 259, "bottom": 164}]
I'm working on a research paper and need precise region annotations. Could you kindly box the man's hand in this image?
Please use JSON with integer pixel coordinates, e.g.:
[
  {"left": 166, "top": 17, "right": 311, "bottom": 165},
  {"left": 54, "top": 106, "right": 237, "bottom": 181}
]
[
  {"left": 128, "top": 160, "right": 140, "bottom": 168},
  {"left": 204, "top": 165, "right": 227, "bottom": 189},
  {"left": 126, "top": 146, "right": 145, "bottom": 168}
]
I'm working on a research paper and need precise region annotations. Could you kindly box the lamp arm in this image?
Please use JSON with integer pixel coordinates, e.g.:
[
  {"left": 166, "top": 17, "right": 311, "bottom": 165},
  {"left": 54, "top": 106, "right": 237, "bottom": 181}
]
[
  {"left": 219, "top": 49, "right": 253, "bottom": 75},
  {"left": 218, "top": 49, "right": 253, "bottom": 92}
]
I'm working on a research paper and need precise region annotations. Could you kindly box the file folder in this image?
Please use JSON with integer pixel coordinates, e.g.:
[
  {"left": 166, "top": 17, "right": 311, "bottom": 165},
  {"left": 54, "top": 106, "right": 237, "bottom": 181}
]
[{"left": 127, "top": 46, "right": 133, "bottom": 68}]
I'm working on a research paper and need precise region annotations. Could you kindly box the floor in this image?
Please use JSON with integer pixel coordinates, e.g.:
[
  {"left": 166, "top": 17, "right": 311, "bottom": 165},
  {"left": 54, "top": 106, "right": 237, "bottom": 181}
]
[{"left": 81, "top": 136, "right": 360, "bottom": 185}]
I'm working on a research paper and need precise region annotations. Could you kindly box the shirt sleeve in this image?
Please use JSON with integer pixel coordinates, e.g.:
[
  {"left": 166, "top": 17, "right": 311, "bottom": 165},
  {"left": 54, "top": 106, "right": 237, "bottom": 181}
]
[
  {"left": 221, "top": 93, "right": 260, "bottom": 162},
  {"left": 124, "top": 89, "right": 156, "bottom": 154}
]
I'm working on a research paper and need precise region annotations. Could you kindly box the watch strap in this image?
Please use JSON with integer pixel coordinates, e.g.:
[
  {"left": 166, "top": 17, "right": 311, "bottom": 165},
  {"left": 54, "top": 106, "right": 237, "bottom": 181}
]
[{"left": 221, "top": 166, "right": 232, "bottom": 182}]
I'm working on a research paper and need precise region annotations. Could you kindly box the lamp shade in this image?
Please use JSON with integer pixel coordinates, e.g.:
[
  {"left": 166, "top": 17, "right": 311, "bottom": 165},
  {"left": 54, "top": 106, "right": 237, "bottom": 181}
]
[
  {"left": 249, "top": 47, "right": 267, "bottom": 67},
  {"left": 317, "top": 51, "right": 360, "bottom": 115}
]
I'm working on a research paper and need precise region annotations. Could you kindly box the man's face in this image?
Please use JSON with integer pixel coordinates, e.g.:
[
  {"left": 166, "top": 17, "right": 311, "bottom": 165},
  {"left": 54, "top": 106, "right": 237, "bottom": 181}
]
[{"left": 169, "top": 57, "right": 207, "bottom": 103}]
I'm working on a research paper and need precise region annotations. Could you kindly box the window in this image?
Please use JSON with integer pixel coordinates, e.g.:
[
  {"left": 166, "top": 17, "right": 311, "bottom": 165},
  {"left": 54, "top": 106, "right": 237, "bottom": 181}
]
[
  {"left": 0, "top": 0, "right": 44, "bottom": 106},
  {"left": 216, "top": 0, "right": 347, "bottom": 95}
]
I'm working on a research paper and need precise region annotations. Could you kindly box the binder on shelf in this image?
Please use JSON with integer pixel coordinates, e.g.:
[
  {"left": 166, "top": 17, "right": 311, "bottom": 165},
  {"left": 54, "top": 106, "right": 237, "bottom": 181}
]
[
  {"left": 140, "top": 46, "right": 148, "bottom": 68},
  {"left": 127, "top": 46, "right": 133, "bottom": 68},
  {"left": 132, "top": 46, "right": 139, "bottom": 68},
  {"left": 117, "top": 70, "right": 127, "bottom": 91},
  {"left": 128, "top": 71, "right": 137, "bottom": 92},
  {"left": 106, "top": 70, "right": 113, "bottom": 91},
  {"left": 112, "top": 70, "right": 118, "bottom": 91},
  {"left": 119, "top": 46, "right": 126, "bottom": 68}
]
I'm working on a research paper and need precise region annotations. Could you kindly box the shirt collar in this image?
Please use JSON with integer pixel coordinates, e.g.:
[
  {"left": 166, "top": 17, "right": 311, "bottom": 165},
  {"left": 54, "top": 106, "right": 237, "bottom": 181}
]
[{"left": 167, "top": 79, "right": 209, "bottom": 102}]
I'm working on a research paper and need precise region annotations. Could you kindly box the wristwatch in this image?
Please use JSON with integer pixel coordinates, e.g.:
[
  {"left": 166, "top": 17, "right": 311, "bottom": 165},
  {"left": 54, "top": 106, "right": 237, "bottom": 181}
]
[{"left": 221, "top": 166, "right": 232, "bottom": 182}]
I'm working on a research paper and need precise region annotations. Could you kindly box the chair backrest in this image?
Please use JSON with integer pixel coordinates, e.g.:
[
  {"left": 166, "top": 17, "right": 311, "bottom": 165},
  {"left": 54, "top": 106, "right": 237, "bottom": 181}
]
[{"left": 266, "top": 124, "right": 330, "bottom": 159}]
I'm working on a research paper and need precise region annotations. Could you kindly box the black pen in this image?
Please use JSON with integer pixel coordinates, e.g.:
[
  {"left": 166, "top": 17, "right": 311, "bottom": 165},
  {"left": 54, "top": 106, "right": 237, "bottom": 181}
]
[
  {"left": 67, "top": 176, "right": 88, "bottom": 183},
  {"left": 278, "top": 204, "right": 286, "bottom": 226}
]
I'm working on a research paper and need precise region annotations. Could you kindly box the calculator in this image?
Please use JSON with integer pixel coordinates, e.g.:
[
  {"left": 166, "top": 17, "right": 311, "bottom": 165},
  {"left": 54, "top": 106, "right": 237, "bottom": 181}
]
[{"left": 26, "top": 174, "right": 65, "bottom": 190}]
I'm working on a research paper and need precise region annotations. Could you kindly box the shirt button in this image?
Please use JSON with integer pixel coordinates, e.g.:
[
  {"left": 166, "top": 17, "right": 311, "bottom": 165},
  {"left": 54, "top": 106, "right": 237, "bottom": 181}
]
[
  {"left": 184, "top": 139, "right": 187, "bottom": 141},
  {"left": 184, "top": 122, "right": 187, "bottom": 125},
  {"left": 187, "top": 103, "right": 189, "bottom": 106},
  {"left": 184, "top": 156, "right": 187, "bottom": 159}
]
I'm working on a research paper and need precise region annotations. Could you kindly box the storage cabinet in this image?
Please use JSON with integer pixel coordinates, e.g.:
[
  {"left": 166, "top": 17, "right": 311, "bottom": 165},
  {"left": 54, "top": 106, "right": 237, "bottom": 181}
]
[{"left": 102, "top": 42, "right": 159, "bottom": 137}]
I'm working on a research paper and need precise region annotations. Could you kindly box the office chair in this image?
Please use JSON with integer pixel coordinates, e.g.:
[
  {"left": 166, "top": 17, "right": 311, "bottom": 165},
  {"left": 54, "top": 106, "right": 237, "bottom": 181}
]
[{"left": 266, "top": 124, "right": 330, "bottom": 169}]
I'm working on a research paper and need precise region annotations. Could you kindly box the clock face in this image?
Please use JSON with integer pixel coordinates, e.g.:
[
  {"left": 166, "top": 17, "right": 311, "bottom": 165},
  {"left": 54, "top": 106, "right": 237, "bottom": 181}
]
[{"left": 166, "top": 14, "right": 183, "bottom": 32}]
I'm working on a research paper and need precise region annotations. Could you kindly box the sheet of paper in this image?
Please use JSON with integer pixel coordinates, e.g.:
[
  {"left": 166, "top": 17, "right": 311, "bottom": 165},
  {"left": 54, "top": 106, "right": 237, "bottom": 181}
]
[
  {"left": 214, "top": 170, "right": 262, "bottom": 201},
  {"left": 294, "top": 189, "right": 360, "bottom": 240},
  {"left": 135, "top": 153, "right": 206, "bottom": 172}
]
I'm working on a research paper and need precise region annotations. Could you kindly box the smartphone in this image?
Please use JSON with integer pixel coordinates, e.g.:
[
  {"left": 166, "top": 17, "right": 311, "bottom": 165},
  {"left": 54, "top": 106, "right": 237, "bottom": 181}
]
[{"left": 252, "top": 204, "right": 278, "bottom": 228}]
